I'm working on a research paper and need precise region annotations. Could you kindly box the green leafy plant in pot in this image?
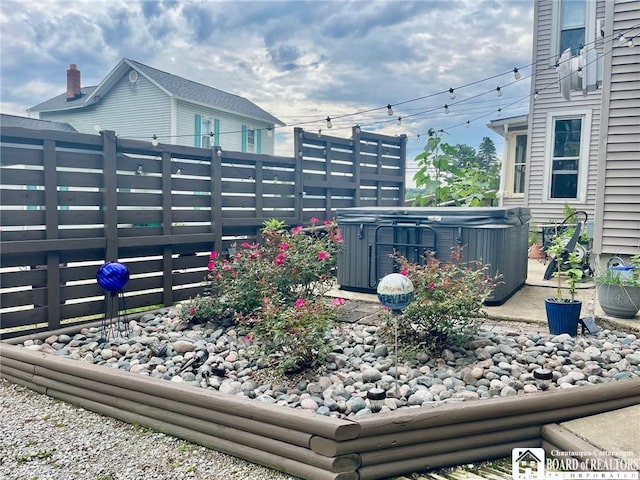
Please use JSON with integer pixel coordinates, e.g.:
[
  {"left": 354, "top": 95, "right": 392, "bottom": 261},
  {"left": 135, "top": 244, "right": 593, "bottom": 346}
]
[
  {"left": 594, "top": 255, "right": 640, "bottom": 319},
  {"left": 544, "top": 235, "right": 584, "bottom": 336}
]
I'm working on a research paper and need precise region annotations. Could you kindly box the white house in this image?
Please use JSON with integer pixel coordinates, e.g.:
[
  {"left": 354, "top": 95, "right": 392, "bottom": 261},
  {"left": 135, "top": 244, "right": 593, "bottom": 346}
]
[
  {"left": 28, "top": 59, "right": 285, "bottom": 155},
  {"left": 489, "top": 0, "right": 639, "bottom": 257}
]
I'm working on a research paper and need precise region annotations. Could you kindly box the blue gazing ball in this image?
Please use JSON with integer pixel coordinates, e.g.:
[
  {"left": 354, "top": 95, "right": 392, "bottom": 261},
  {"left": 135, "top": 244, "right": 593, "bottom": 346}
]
[{"left": 97, "top": 262, "right": 129, "bottom": 293}]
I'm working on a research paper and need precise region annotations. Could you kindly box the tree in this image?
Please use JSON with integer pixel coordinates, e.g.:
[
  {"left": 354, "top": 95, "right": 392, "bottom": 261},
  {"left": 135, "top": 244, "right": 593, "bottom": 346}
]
[
  {"left": 477, "top": 136, "right": 498, "bottom": 170},
  {"left": 412, "top": 131, "right": 498, "bottom": 207}
]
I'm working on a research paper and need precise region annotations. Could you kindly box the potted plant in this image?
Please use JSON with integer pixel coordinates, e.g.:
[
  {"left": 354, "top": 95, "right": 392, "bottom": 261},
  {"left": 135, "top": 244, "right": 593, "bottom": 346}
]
[
  {"left": 544, "top": 235, "right": 584, "bottom": 336},
  {"left": 594, "top": 255, "right": 640, "bottom": 319},
  {"left": 527, "top": 219, "right": 545, "bottom": 260}
]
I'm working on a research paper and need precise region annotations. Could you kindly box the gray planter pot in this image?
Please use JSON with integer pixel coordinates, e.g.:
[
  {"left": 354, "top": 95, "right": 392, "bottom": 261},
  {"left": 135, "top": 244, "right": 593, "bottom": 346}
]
[{"left": 596, "top": 282, "right": 640, "bottom": 319}]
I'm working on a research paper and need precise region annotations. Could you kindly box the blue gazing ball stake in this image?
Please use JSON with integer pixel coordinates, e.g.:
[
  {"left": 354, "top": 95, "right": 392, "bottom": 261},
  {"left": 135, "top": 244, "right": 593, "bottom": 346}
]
[
  {"left": 377, "top": 273, "right": 414, "bottom": 312},
  {"left": 97, "top": 262, "right": 129, "bottom": 293},
  {"left": 97, "top": 262, "right": 130, "bottom": 341}
]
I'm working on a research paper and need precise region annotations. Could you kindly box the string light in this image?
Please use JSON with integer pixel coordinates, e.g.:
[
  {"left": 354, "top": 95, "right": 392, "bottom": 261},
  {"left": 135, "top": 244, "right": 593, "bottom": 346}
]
[
  {"left": 318, "top": 129, "right": 322, "bottom": 136},
  {"left": 387, "top": 104, "right": 393, "bottom": 116},
  {"left": 136, "top": 164, "right": 144, "bottom": 175},
  {"left": 496, "top": 86, "right": 502, "bottom": 97},
  {"left": 326, "top": 116, "right": 332, "bottom": 128},
  {"left": 497, "top": 108, "right": 502, "bottom": 117},
  {"left": 444, "top": 104, "right": 450, "bottom": 114},
  {"left": 267, "top": 127, "right": 273, "bottom": 137},
  {"left": 152, "top": 134, "right": 158, "bottom": 147},
  {"left": 619, "top": 33, "right": 627, "bottom": 45},
  {"left": 513, "top": 67, "right": 521, "bottom": 80},
  {"left": 466, "top": 120, "right": 470, "bottom": 128},
  {"left": 175, "top": 167, "right": 182, "bottom": 176},
  {"left": 449, "top": 88, "right": 456, "bottom": 100},
  {"left": 397, "top": 117, "right": 402, "bottom": 126},
  {"left": 534, "top": 90, "right": 539, "bottom": 100}
]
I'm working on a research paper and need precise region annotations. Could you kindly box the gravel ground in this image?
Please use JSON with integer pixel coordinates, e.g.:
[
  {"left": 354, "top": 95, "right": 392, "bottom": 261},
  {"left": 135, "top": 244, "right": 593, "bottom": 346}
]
[{"left": 0, "top": 379, "right": 298, "bottom": 480}]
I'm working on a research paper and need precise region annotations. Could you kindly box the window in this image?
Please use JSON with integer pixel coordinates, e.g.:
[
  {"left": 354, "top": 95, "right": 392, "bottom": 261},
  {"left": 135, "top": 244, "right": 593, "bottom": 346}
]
[
  {"left": 513, "top": 135, "right": 527, "bottom": 195},
  {"left": 544, "top": 112, "right": 591, "bottom": 202},
  {"left": 247, "top": 128, "right": 255, "bottom": 152},
  {"left": 201, "top": 118, "right": 211, "bottom": 149},
  {"left": 560, "top": 0, "right": 585, "bottom": 56}
]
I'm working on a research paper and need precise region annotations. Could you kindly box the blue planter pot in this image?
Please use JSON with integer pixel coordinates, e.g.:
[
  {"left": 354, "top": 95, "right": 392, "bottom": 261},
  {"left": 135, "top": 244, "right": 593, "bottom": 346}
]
[{"left": 545, "top": 298, "right": 582, "bottom": 336}]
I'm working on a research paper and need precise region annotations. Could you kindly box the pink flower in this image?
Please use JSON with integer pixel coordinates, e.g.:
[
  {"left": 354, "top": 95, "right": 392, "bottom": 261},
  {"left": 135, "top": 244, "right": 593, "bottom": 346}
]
[
  {"left": 294, "top": 298, "right": 306, "bottom": 308},
  {"left": 241, "top": 242, "right": 252, "bottom": 249},
  {"left": 279, "top": 242, "right": 289, "bottom": 250},
  {"left": 223, "top": 264, "right": 233, "bottom": 271},
  {"left": 262, "top": 297, "right": 271, "bottom": 304},
  {"left": 209, "top": 251, "right": 218, "bottom": 260},
  {"left": 292, "top": 226, "right": 303, "bottom": 235},
  {"left": 324, "top": 220, "right": 333, "bottom": 226},
  {"left": 207, "top": 261, "right": 216, "bottom": 270},
  {"left": 332, "top": 297, "right": 346, "bottom": 306},
  {"left": 399, "top": 269, "right": 408, "bottom": 276},
  {"left": 429, "top": 282, "right": 436, "bottom": 290},
  {"left": 249, "top": 252, "right": 260, "bottom": 260},
  {"left": 310, "top": 217, "right": 319, "bottom": 224},
  {"left": 189, "top": 306, "right": 196, "bottom": 315},
  {"left": 275, "top": 252, "right": 286, "bottom": 265},
  {"left": 317, "top": 251, "right": 329, "bottom": 260},
  {"left": 335, "top": 233, "right": 343, "bottom": 242},
  {"left": 383, "top": 306, "right": 390, "bottom": 312},
  {"left": 243, "top": 334, "right": 253, "bottom": 343}
]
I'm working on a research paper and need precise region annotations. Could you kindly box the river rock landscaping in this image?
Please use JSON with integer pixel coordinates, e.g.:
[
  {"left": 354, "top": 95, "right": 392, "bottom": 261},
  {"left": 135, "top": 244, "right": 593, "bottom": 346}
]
[{"left": 17, "top": 301, "right": 640, "bottom": 418}]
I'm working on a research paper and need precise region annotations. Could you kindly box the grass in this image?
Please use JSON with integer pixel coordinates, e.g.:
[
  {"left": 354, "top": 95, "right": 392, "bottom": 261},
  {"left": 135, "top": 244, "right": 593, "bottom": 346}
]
[{"left": 15, "top": 448, "right": 56, "bottom": 465}]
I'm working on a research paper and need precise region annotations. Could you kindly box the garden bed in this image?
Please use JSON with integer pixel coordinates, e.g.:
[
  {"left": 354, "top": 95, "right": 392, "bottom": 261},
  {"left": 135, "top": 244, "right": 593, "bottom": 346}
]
[{"left": 2, "top": 304, "right": 640, "bottom": 480}]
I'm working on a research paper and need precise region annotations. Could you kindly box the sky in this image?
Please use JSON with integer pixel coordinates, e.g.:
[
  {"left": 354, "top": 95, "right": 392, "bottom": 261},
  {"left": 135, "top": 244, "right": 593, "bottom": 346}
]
[{"left": 0, "top": 0, "right": 535, "bottom": 182}]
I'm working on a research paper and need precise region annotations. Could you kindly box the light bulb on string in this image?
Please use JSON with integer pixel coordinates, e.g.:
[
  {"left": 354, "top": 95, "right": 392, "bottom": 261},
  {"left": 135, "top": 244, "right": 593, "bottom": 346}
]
[
  {"left": 448, "top": 88, "right": 456, "bottom": 100},
  {"left": 151, "top": 135, "right": 158, "bottom": 147},
  {"left": 513, "top": 67, "right": 521, "bottom": 80},
  {"left": 318, "top": 129, "right": 322, "bottom": 136},
  {"left": 534, "top": 90, "right": 539, "bottom": 100},
  {"left": 496, "top": 86, "right": 502, "bottom": 97},
  {"left": 387, "top": 104, "right": 393, "bottom": 116},
  {"left": 444, "top": 104, "right": 450, "bottom": 114},
  {"left": 267, "top": 127, "right": 273, "bottom": 137},
  {"left": 397, "top": 117, "right": 402, "bottom": 126},
  {"left": 136, "top": 164, "right": 144, "bottom": 175},
  {"left": 619, "top": 34, "right": 627, "bottom": 45},
  {"left": 176, "top": 167, "right": 182, "bottom": 176},
  {"left": 466, "top": 121, "right": 470, "bottom": 128},
  {"left": 628, "top": 38, "right": 635, "bottom": 48},
  {"left": 326, "top": 116, "right": 332, "bottom": 129},
  {"left": 497, "top": 108, "right": 502, "bottom": 117}
]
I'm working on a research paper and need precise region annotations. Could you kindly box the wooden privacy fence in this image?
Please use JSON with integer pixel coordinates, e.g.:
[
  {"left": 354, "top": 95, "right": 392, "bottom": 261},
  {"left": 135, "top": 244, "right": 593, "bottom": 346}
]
[{"left": 0, "top": 126, "right": 406, "bottom": 337}]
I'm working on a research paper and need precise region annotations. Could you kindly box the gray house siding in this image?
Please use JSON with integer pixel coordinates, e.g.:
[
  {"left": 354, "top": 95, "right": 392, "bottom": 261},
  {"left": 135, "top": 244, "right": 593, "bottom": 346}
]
[
  {"left": 41, "top": 71, "right": 171, "bottom": 141},
  {"left": 593, "top": 0, "right": 640, "bottom": 255},
  {"left": 525, "top": 0, "right": 605, "bottom": 226}
]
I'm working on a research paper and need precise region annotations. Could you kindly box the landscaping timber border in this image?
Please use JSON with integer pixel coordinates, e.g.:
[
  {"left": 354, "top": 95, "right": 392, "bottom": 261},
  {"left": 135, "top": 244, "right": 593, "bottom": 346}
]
[{"left": 1, "top": 342, "right": 639, "bottom": 480}]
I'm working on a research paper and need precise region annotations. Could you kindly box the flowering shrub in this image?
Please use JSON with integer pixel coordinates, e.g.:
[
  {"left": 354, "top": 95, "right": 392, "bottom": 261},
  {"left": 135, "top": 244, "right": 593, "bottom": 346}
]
[
  {"left": 250, "top": 296, "right": 339, "bottom": 374},
  {"left": 384, "top": 247, "right": 501, "bottom": 357},
  {"left": 181, "top": 218, "right": 344, "bottom": 374}
]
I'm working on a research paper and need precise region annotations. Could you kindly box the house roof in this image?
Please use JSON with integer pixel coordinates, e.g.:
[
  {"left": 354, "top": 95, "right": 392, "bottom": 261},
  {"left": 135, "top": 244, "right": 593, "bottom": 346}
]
[
  {"left": 486, "top": 114, "right": 529, "bottom": 137},
  {"left": 28, "top": 58, "right": 285, "bottom": 126},
  {"left": 0, "top": 113, "right": 78, "bottom": 132}
]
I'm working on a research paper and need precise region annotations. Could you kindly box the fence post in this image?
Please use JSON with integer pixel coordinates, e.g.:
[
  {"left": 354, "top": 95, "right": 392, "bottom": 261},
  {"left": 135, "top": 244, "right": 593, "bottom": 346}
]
[
  {"left": 211, "top": 147, "right": 223, "bottom": 253},
  {"left": 102, "top": 130, "right": 118, "bottom": 263},
  {"left": 399, "top": 134, "right": 408, "bottom": 206},
  {"left": 352, "top": 126, "right": 361, "bottom": 208},
  {"left": 161, "top": 151, "right": 173, "bottom": 307},
  {"left": 293, "top": 128, "right": 304, "bottom": 225},
  {"left": 43, "top": 139, "right": 61, "bottom": 329}
]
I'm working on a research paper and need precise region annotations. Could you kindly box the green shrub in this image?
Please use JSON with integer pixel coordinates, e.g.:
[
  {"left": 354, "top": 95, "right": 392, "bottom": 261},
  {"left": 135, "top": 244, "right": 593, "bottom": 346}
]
[{"left": 385, "top": 248, "right": 500, "bottom": 357}]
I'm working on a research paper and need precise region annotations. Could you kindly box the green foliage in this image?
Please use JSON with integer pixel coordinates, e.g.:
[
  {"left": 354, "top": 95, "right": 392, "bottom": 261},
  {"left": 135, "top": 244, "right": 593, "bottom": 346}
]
[
  {"left": 250, "top": 297, "right": 340, "bottom": 374},
  {"left": 547, "top": 236, "right": 583, "bottom": 301},
  {"left": 181, "top": 218, "right": 344, "bottom": 374},
  {"left": 528, "top": 219, "right": 539, "bottom": 246},
  {"left": 384, "top": 248, "right": 501, "bottom": 357},
  {"left": 412, "top": 131, "right": 499, "bottom": 207}
]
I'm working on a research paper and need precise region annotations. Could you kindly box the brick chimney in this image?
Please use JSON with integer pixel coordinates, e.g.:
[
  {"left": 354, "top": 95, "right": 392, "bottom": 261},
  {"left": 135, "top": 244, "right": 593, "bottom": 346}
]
[{"left": 66, "top": 64, "right": 81, "bottom": 101}]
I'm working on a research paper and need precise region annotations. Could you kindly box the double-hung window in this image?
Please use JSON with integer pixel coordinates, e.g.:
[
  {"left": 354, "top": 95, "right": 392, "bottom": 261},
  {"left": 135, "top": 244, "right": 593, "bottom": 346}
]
[
  {"left": 513, "top": 135, "right": 527, "bottom": 195},
  {"left": 201, "top": 118, "right": 212, "bottom": 149},
  {"left": 545, "top": 112, "right": 591, "bottom": 201},
  {"left": 247, "top": 128, "right": 255, "bottom": 153},
  {"left": 559, "top": 0, "right": 586, "bottom": 55}
]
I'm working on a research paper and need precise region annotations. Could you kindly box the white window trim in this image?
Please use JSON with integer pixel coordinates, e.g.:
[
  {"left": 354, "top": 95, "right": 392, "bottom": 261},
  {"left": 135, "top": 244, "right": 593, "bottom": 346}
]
[
  {"left": 542, "top": 110, "right": 592, "bottom": 203},
  {"left": 549, "top": 0, "right": 596, "bottom": 65}
]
